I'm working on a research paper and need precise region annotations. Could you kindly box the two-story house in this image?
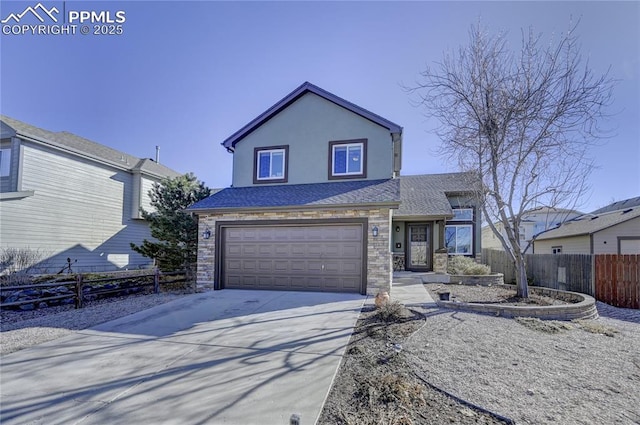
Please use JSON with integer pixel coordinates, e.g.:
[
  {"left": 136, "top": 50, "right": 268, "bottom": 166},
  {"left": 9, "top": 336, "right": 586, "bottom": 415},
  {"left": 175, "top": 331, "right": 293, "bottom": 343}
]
[
  {"left": 482, "top": 207, "right": 583, "bottom": 254},
  {"left": 0, "top": 116, "right": 181, "bottom": 273},
  {"left": 189, "top": 82, "right": 480, "bottom": 295}
]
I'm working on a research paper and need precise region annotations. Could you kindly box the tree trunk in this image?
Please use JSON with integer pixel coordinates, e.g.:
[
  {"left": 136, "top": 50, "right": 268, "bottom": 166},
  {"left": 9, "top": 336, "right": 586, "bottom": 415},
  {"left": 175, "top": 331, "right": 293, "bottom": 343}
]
[{"left": 514, "top": 254, "right": 529, "bottom": 298}]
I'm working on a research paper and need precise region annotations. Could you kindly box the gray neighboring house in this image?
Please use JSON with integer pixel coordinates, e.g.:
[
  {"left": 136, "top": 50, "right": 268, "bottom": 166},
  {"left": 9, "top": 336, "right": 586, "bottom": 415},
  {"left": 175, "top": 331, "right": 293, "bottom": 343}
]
[
  {"left": 189, "top": 82, "right": 481, "bottom": 295},
  {"left": 533, "top": 198, "right": 640, "bottom": 255},
  {"left": 0, "top": 115, "right": 181, "bottom": 273}
]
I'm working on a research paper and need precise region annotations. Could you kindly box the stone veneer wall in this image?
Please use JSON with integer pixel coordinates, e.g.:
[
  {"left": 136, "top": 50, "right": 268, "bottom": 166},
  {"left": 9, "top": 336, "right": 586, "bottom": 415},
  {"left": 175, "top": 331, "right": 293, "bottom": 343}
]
[
  {"left": 433, "top": 250, "right": 448, "bottom": 274},
  {"left": 196, "top": 207, "right": 393, "bottom": 295}
]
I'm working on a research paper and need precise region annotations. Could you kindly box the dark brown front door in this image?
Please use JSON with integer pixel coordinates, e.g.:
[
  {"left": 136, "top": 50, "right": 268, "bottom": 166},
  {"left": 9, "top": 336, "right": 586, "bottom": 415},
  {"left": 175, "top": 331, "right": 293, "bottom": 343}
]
[{"left": 406, "top": 224, "right": 431, "bottom": 271}]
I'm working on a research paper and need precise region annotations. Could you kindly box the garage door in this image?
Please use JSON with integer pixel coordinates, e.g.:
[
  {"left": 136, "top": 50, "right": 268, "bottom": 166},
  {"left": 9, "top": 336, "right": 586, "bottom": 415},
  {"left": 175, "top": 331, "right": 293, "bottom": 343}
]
[{"left": 222, "top": 224, "right": 364, "bottom": 293}]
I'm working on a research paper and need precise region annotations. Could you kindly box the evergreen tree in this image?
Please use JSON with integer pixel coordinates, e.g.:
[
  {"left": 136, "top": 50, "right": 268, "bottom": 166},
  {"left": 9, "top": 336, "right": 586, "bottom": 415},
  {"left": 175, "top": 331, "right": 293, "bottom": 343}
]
[{"left": 131, "top": 173, "right": 211, "bottom": 271}]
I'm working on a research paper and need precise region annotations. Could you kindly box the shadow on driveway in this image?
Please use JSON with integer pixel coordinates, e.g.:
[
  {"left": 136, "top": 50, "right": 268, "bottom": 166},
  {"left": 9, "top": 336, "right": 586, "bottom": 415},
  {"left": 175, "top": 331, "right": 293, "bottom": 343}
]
[{"left": 0, "top": 289, "right": 365, "bottom": 425}]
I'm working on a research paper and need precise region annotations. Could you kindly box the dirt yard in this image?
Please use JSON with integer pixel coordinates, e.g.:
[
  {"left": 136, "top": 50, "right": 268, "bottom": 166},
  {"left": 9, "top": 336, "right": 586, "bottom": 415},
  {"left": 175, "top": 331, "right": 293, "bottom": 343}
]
[
  {"left": 318, "top": 302, "right": 511, "bottom": 425},
  {"left": 318, "top": 285, "right": 640, "bottom": 425}
]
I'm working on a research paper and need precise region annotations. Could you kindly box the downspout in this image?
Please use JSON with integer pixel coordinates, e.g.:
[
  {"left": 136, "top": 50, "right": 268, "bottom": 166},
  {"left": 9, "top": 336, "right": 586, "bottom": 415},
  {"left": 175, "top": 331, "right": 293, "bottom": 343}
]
[{"left": 392, "top": 132, "right": 402, "bottom": 178}]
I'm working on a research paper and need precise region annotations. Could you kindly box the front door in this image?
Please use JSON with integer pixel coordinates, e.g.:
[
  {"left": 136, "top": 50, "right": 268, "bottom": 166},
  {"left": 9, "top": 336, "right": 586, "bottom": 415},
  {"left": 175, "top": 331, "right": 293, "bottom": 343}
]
[{"left": 406, "top": 223, "right": 431, "bottom": 271}]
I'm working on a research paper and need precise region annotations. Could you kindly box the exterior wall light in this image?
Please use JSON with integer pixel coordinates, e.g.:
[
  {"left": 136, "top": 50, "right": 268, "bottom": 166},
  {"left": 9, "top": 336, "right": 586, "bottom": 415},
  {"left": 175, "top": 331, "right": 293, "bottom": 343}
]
[
  {"left": 202, "top": 229, "right": 211, "bottom": 240},
  {"left": 372, "top": 226, "right": 379, "bottom": 237},
  {"left": 395, "top": 225, "right": 400, "bottom": 232}
]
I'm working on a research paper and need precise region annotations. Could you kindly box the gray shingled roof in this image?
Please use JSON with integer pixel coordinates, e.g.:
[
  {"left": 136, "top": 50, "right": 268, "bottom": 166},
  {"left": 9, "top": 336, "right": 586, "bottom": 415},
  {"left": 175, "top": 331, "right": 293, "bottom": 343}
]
[
  {"left": 222, "top": 82, "right": 403, "bottom": 150},
  {"left": 535, "top": 207, "right": 640, "bottom": 240},
  {"left": 395, "top": 172, "right": 478, "bottom": 218},
  {"left": 1, "top": 115, "right": 181, "bottom": 179},
  {"left": 188, "top": 179, "right": 400, "bottom": 211},
  {"left": 591, "top": 197, "right": 640, "bottom": 214}
]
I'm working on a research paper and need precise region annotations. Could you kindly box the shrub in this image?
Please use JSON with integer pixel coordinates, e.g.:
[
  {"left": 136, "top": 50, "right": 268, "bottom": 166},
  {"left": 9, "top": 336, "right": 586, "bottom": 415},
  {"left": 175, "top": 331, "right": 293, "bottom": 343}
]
[
  {"left": 376, "top": 301, "right": 405, "bottom": 322},
  {"left": 447, "top": 256, "right": 491, "bottom": 275},
  {"left": 0, "top": 247, "right": 51, "bottom": 286}
]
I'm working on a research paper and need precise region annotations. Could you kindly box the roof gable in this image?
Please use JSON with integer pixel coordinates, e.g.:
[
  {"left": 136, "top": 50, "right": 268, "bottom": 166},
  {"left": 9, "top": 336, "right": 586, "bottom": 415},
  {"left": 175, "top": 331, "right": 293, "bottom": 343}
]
[{"left": 221, "top": 82, "right": 402, "bottom": 150}]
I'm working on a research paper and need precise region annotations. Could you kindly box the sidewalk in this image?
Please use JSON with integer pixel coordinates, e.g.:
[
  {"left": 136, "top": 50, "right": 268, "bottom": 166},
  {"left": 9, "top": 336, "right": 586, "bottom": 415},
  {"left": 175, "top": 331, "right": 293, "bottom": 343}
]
[{"left": 389, "top": 273, "right": 437, "bottom": 307}]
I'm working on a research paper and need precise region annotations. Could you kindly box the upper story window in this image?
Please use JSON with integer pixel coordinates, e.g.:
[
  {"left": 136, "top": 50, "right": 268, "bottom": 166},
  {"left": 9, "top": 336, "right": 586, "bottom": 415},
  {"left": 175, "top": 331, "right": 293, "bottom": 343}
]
[
  {"left": 0, "top": 148, "right": 10, "bottom": 177},
  {"left": 450, "top": 208, "right": 473, "bottom": 221},
  {"left": 329, "top": 139, "right": 367, "bottom": 179},
  {"left": 253, "top": 145, "right": 288, "bottom": 184}
]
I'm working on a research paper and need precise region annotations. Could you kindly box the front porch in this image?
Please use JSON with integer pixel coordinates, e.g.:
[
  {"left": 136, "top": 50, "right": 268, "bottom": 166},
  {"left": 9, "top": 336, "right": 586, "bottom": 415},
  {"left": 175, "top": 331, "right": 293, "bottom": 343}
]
[{"left": 391, "top": 220, "right": 445, "bottom": 272}]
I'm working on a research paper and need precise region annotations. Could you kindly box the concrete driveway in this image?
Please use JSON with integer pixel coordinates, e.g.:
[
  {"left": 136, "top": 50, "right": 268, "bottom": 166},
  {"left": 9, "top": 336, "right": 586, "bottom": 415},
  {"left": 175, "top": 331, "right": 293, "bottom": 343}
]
[{"left": 0, "top": 290, "right": 365, "bottom": 425}]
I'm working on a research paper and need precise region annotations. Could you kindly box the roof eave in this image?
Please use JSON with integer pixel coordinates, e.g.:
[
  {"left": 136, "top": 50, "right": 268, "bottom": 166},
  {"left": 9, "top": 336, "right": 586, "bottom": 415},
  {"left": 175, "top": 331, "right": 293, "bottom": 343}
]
[
  {"left": 16, "top": 131, "right": 135, "bottom": 172},
  {"left": 392, "top": 214, "right": 453, "bottom": 221},
  {"left": 190, "top": 200, "right": 400, "bottom": 214}
]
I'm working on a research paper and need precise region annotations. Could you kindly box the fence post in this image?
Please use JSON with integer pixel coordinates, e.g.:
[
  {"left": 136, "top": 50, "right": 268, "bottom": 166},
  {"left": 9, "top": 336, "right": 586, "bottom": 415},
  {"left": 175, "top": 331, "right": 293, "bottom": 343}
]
[
  {"left": 188, "top": 265, "right": 196, "bottom": 293},
  {"left": 75, "top": 274, "right": 84, "bottom": 309},
  {"left": 154, "top": 268, "right": 160, "bottom": 294}
]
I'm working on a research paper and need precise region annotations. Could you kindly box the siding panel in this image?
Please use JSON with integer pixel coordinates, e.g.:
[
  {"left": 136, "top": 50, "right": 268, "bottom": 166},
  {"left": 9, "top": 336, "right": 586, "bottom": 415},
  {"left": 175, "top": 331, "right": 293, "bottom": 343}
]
[
  {"left": 534, "top": 235, "right": 591, "bottom": 254},
  {"left": 0, "top": 142, "right": 155, "bottom": 272},
  {"left": 592, "top": 217, "right": 640, "bottom": 254}
]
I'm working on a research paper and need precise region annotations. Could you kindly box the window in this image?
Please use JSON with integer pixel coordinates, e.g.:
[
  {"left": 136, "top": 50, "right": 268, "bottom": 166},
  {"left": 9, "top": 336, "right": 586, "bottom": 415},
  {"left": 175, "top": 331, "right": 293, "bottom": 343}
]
[
  {"left": 446, "top": 207, "right": 474, "bottom": 255},
  {"left": 619, "top": 237, "right": 640, "bottom": 254},
  {"left": 450, "top": 208, "right": 473, "bottom": 221},
  {"left": 552, "top": 246, "right": 562, "bottom": 254},
  {"left": 0, "top": 148, "right": 10, "bottom": 177},
  {"left": 253, "top": 145, "right": 288, "bottom": 184},
  {"left": 445, "top": 225, "right": 472, "bottom": 255},
  {"left": 329, "top": 139, "right": 367, "bottom": 179}
]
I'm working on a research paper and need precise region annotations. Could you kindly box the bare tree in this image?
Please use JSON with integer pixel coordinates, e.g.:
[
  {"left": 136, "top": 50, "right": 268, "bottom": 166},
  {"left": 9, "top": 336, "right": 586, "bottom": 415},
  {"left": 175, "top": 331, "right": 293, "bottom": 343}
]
[{"left": 410, "top": 22, "right": 614, "bottom": 297}]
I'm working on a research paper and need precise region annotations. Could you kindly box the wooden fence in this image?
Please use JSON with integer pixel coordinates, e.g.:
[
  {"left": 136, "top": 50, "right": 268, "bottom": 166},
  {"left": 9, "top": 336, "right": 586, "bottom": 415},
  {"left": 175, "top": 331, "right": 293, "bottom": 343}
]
[
  {"left": 595, "top": 255, "right": 639, "bottom": 309},
  {"left": 526, "top": 254, "right": 593, "bottom": 296},
  {"left": 481, "top": 249, "right": 517, "bottom": 283},
  {"left": 482, "top": 249, "right": 640, "bottom": 308},
  {"left": 0, "top": 269, "right": 191, "bottom": 310}
]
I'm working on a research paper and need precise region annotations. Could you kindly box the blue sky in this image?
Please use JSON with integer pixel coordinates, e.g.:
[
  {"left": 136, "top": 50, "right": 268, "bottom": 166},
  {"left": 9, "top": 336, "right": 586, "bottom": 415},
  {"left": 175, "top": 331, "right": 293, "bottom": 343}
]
[{"left": 1, "top": 1, "right": 638, "bottom": 213}]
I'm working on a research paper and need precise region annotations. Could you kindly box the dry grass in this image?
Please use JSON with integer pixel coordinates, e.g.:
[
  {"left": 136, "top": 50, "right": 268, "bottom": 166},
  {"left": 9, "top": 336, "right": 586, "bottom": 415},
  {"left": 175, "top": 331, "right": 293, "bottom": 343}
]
[
  {"left": 318, "top": 303, "right": 509, "bottom": 425},
  {"left": 573, "top": 319, "right": 618, "bottom": 337},
  {"left": 515, "top": 317, "right": 574, "bottom": 334}
]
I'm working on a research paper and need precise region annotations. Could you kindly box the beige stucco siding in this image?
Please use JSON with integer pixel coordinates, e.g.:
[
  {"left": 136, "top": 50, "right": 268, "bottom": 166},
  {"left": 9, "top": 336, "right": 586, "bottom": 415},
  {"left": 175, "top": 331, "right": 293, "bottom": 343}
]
[
  {"left": 232, "top": 92, "right": 394, "bottom": 187},
  {"left": 592, "top": 217, "right": 640, "bottom": 254},
  {"left": 196, "top": 208, "right": 393, "bottom": 295},
  {"left": 0, "top": 141, "right": 154, "bottom": 272},
  {"left": 534, "top": 235, "right": 591, "bottom": 254}
]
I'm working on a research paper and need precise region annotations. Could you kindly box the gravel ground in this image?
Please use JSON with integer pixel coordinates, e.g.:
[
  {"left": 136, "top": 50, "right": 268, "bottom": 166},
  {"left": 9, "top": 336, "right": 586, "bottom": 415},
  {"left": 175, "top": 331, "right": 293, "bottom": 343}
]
[
  {"left": 404, "top": 298, "right": 640, "bottom": 425},
  {"left": 0, "top": 292, "right": 189, "bottom": 355}
]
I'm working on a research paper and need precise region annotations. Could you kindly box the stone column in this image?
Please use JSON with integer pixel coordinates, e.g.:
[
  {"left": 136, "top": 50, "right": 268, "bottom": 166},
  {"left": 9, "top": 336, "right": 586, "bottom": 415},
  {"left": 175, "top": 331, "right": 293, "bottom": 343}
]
[{"left": 434, "top": 248, "right": 448, "bottom": 274}]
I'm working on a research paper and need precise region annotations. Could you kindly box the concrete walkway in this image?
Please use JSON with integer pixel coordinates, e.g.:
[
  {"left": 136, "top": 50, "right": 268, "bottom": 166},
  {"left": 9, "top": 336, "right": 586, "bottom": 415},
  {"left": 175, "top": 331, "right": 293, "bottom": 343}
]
[
  {"left": 0, "top": 290, "right": 364, "bottom": 425},
  {"left": 390, "top": 273, "right": 437, "bottom": 307}
]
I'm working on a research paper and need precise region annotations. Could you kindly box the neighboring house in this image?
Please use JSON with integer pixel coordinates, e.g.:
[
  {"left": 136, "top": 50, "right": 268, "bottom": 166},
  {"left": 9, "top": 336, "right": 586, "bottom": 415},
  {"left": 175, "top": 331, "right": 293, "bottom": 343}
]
[
  {"left": 533, "top": 199, "right": 640, "bottom": 254},
  {"left": 189, "top": 82, "right": 481, "bottom": 295},
  {"left": 0, "top": 115, "right": 181, "bottom": 273},
  {"left": 590, "top": 197, "right": 640, "bottom": 214},
  {"left": 482, "top": 207, "right": 582, "bottom": 253}
]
